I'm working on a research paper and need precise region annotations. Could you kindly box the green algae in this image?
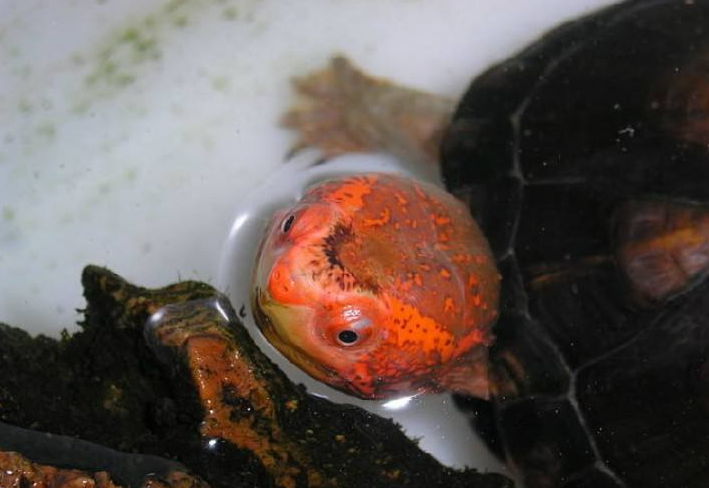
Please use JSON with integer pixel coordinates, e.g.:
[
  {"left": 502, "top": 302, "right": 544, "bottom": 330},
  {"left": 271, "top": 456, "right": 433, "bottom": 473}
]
[
  {"left": 2, "top": 207, "right": 15, "bottom": 221},
  {"left": 211, "top": 75, "right": 231, "bottom": 92},
  {"left": 35, "top": 123, "right": 56, "bottom": 140},
  {"left": 82, "top": 0, "right": 245, "bottom": 94},
  {"left": 223, "top": 6, "right": 239, "bottom": 20}
]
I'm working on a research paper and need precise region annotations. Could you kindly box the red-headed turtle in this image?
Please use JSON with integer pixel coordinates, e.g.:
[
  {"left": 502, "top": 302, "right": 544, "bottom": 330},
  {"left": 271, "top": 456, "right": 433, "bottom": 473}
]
[
  {"left": 254, "top": 1, "right": 709, "bottom": 486},
  {"left": 252, "top": 172, "right": 500, "bottom": 399}
]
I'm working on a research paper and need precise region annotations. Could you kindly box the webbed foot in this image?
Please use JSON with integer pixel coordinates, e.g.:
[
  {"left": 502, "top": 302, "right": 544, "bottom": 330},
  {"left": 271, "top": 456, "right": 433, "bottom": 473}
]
[{"left": 282, "top": 56, "right": 455, "bottom": 165}]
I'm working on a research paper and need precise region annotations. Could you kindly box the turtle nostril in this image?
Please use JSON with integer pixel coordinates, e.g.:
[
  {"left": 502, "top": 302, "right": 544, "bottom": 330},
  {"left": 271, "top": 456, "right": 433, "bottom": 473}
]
[{"left": 282, "top": 214, "right": 296, "bottom": 233}]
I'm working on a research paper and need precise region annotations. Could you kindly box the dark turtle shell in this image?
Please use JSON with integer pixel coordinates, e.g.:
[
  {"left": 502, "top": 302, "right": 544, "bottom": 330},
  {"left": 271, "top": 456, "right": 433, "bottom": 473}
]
[{"left": 441, "top": 1, "right": 709, "bottom": 487}]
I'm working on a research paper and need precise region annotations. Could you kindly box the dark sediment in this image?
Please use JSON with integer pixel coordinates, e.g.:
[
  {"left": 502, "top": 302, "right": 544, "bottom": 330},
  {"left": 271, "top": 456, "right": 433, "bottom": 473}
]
[{"left": 0, "top": 265, "right": 512, "bottom": 488}]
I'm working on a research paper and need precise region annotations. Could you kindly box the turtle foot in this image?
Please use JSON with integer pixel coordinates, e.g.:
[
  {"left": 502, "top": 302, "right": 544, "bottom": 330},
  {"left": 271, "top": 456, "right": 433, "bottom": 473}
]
[
  {"left": 282, "top": 56, "right": 455, "bottom": 165},
  {"left": 282, "top": 57, "right": 373, "bottom": 158}
]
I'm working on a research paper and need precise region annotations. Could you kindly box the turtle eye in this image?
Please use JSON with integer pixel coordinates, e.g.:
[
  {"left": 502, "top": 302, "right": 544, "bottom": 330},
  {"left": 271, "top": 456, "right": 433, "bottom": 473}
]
[
  {"left": 281, "top": 214, "right": 296, "bottom": 233},
  {"left": 337, "top": 329, "right": 359, "bottom": 346},
  {"left": 331, "top": 310, "right": 372, "bottom": 347}
]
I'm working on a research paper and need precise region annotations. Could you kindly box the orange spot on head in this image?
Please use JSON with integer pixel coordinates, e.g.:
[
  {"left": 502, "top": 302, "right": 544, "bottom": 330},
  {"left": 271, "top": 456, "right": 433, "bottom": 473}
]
[
  {"left": 362, "top": 207, "right": 391, "bottom": 227},
  {"left": 413, "top": 183, "right": 429, "bottom": 200},
  {"left": 393, "top": 276, "right": 414, "bottom": 293},
  {"left": 440, "top": 268, "right": 451, "bottom": 279},
  {"left": 444, "top": 297, "right": 455, "bottom": 314},
  {"left": 452, "top": 254, "right": 473, "bottom": 263},
  {"left": 434, "top": 215, "right": 451, "bottom": 225},
  {"left": 386, "top": 297, "right": 456, "bottom": 360},
  {"left": 414, "top": 273, "right": 423, "bottom": 287},
  {"left": 321, "top": 175, "right": 377, "bottom": 210}
]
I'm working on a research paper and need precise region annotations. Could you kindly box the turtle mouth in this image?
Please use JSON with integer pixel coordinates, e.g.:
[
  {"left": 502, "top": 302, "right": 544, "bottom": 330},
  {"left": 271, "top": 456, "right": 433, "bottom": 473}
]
[{"left": 251, "top": 288, "right": 343, "bottom": 387}]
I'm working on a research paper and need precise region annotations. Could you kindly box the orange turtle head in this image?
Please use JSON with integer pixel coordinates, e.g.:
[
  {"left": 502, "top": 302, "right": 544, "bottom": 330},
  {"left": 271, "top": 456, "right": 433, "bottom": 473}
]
[{"left": 252, "top": 173, "right": 500, "bottom": 399}]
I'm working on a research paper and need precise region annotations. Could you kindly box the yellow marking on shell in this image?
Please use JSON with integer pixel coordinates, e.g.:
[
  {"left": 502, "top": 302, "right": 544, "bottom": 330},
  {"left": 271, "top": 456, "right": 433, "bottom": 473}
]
[{"left": 625, "top": 227, "right": 707, "bottom": 254}]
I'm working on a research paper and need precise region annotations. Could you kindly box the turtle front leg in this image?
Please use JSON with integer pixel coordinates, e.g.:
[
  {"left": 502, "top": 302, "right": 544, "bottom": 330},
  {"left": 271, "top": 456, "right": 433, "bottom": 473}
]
[{"left": 282, "top": 56, "right": 456, "bottom": 166}]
